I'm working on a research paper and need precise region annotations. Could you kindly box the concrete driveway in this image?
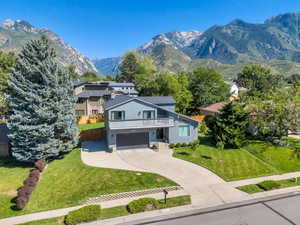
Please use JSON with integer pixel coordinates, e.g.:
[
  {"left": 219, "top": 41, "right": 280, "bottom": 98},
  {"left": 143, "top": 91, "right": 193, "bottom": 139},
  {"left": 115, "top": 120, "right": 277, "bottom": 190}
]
[{"left": 81, "top": 142, "right": 250, "bottom": 208}]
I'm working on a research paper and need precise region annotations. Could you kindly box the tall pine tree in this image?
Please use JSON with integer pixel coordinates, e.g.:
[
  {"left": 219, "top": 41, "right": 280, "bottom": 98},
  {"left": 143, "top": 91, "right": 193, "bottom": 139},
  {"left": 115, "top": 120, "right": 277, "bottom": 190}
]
[{"left": 7, "top": 37, "right": 78, "bottom": 162}]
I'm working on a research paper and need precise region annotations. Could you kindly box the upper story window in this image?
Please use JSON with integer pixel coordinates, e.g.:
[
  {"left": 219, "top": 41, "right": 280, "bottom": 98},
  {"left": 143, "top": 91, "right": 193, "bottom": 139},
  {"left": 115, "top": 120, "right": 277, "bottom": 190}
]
[
  {"left": 179, "top": 125, "right": 190, "bottom": 137},
  {"left": 111, "top": 111, "right": 125, "bottom": 120},
  {"left": 143, "top": 110, "right": 155, "bottom": 119}
]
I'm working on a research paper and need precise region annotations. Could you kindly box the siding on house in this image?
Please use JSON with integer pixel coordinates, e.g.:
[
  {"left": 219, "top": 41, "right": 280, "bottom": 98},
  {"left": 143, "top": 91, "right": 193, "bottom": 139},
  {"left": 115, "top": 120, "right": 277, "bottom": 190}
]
[{"left": 104, "top": 96, "right": 199, "bottom": 149}]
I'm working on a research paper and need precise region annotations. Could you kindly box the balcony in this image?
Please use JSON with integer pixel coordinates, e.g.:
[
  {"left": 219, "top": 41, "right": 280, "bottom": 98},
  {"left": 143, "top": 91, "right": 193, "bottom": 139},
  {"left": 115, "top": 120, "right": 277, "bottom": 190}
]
[{"left": 109, "top": 118, "right": 174, "bottom": 130}]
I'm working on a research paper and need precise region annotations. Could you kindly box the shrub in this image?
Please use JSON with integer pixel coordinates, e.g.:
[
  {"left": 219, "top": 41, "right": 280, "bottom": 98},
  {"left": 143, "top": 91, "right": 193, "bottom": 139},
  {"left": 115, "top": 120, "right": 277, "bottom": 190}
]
[
  {"left": 175, "top": 143, "right": 181, "bottom": 148},
  {"left": 108, "top": 146, "right": 113, "bottom": 153},
  {"left": 169, "top": 143, "right": 175, "bottom": 149},
  {"left": 16, "top": 196, "right": 28, "bottom": 210},
  {"left": 65, "top": 205, "right": 101, "bottom": 225},
  {"left": 257, "top": 180, "right": 281, "bottom": 191},
  {"left": 127, "top": 198, "right": 158, "bottom": 214},
  {"left": 34, "top": 159, "right": 46, "bottom": 172},
  {"left": 17, "top": 185, "right": 34, "bottom": 198},
  {"left": 29, "top": 169, "right": 40, "bottom": 181},
  {"left": 179, "top": 143, "right": 185, "bottom": 147},
  {"left": 23, "top": 177, "right": 38, "bottom": 187}
]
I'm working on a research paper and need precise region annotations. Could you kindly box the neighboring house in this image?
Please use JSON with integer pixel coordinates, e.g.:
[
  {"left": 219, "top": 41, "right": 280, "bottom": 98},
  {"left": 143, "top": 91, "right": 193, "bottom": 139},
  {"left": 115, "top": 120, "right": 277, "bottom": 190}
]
[
  {"left": 103, "top": 96, "right": 199, "bottom": 150},
  {"left": 198, "top": 102, "right": 225, "bottom": 117},
  {"left": 0, "top": 123, "right": 9, "bottom": 157},
  {"left": 74, "top": 81, "right": 138, "bottom": 116}
]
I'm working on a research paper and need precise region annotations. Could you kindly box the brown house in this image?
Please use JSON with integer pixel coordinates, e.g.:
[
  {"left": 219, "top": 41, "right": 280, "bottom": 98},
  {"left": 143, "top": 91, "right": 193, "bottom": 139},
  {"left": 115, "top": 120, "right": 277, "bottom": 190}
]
[
  {"left": 74, "top": 81, "right": 138, "bottom": 117},
  {"left": 0, "top": 123, "right": 9, "bottom": 157},
  {"left": 198, "top": 102, "right": 225, "bottom": 116}
]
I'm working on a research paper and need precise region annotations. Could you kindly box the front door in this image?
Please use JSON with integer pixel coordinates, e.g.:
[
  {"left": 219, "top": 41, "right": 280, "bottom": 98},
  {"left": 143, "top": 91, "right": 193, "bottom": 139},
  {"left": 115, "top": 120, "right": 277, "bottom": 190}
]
[{"left": 156, "top": 128, "right": 165, "bottom": 141}]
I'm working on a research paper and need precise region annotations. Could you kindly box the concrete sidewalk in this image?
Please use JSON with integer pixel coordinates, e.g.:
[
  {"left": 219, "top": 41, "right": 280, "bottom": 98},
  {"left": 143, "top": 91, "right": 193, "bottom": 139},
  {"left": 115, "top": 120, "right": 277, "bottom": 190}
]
[{"left": 229, "top": 171, "right": 300, "bottom": 187}]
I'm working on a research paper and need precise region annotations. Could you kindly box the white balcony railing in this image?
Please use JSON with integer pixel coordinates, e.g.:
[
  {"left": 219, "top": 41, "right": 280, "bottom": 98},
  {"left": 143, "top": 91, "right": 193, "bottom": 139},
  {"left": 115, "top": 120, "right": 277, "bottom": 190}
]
[{"left": 109, "top": 118, "right": 174, "bottom": 130}]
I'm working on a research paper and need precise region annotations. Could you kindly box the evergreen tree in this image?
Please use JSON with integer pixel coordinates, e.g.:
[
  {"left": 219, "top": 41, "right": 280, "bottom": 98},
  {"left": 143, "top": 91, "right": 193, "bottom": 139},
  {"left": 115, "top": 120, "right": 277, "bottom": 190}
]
[
  {"left": 7, "top": 37, "right": 78, "bottom": 162},
  {"left": 207, "top": 101, "right": 249, "bottom": 149}
]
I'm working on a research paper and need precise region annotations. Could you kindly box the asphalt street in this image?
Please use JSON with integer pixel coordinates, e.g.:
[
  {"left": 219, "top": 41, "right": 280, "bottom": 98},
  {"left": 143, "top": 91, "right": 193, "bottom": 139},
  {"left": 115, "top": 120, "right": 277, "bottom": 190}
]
[{"left": 123, "top": 194, "right": 300, "bottom": 225}]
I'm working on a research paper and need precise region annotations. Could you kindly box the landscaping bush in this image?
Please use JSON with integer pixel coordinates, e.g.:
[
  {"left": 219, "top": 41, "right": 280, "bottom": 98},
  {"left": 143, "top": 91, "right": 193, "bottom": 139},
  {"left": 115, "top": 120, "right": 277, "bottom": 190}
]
[
  {"left": 34, "top": 159, "right": 46, "bottom": 172},
  {"left": 23, "top": 176, "right": 38, "bottom": 187},
  {"left": 174, "top": 143, "right": 181, "bottom": 148},
  {"left": 29, "top": 169, "right": 40, "bottom": 181},
  {"left": 179, "top": 143, "right": 186, "bottom": 147},
  {"left": 108, "top": 146, "right": 113, "bottom": 153},
  {"left": 169, "top": 143, "right": 175, "bottom": 149},
  {"left": 17, "top": 185, "right": 34, "bottom": 198},
  {"left": 16, "top": 196, "right": 28, "bottom": 210},
  {"left": 127, "top": 198, "right": 159, "bottom": 214},
  {"left": 65, "top": 205, "right": 101, "bottom": 225},
  {"left": 257, "top": 180, "right": 281, "bottom": 191}
]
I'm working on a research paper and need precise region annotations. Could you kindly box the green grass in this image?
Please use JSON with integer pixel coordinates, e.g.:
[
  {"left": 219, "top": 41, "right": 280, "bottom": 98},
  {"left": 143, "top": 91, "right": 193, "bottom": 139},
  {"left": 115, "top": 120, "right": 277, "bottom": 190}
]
[
  {"left": 238, "top": 177, "right": 300, "bottom": 194},
  {"left": 173, "top": 137, "right": 277, "bottom": 181},
  {"left": 244, "top": 139, "right": 300, "bottom": 173},
  {"left": 237, "top": 184, "right": 265, "bottom": 194},
  {"left": 0, "top": 157, "right": 32, "bottom": 218},
  {"left": 0, "top": 149, "right": 176, "bottom": 219},
  {"left": 78, "top": 122, "right": 104, "bottom": 131},
  {"left": 18, "top": 217, "right": 65, "bottom": 225},
  {"left": 17, "top": 195, "right": 191, "bottom": 225}
]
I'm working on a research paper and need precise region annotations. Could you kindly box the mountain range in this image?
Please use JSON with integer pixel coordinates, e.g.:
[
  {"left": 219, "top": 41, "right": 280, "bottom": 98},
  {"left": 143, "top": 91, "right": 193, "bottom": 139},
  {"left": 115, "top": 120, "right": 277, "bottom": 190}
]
[
  {"left": 94, "top": 12, "right": 300, "bottom": 80},
  {"left": 0, "top": 19, "right": 97, "bottom": 74}
]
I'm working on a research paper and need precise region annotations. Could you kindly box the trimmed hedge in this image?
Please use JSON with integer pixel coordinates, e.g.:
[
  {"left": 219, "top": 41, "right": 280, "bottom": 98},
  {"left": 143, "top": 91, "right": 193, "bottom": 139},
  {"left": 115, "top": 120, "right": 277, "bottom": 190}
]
[
  {"left": 127, "top": 198, "right": 158, "bottom": 214},
  {"left": 15, "top": 168, "right": 41, "bottom": 210},
  {"left": 65, "top": 205, "right": 101, "bottom": 225},
  {"left": 257, "top": 180, "right": 281, "bottom": 191}
]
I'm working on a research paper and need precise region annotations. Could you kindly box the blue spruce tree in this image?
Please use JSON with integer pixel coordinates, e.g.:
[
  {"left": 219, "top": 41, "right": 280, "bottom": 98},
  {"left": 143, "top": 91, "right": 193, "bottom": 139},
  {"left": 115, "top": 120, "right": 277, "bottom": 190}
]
[{"left": 7, "top": 37, "right": 78, "bottom": 162}]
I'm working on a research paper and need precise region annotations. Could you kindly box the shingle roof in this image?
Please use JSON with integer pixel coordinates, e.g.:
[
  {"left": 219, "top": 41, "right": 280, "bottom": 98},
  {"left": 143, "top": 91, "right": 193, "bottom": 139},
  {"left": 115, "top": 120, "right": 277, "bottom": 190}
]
[
  {"left": 103, "top": 96, "right": 176, "bottom": 110},
  {"left": 198, "top": 102, "right": 225, "bottom": 113},
  {"left": 76, "top": 90, "right": 111, "bottom": 98},
  {"left": 0, "top": 123, "right": 9, "bottom": 142},
  {"left": 73, "top": 81, "right": 87, "bottom": 87}
]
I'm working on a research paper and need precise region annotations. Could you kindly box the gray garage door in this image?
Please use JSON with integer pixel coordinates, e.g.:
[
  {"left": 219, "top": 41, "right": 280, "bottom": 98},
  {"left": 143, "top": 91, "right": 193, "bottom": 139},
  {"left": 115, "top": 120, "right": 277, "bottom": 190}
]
[{"left": 116, "top": 132, "right": 149, "bottom": 150}]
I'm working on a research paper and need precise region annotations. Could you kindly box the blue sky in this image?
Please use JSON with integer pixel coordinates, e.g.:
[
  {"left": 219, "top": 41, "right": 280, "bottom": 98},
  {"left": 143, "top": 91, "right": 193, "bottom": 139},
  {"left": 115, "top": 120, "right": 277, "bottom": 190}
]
[{"left": 0, "top": 0, "right": 299, "bottom": 59}]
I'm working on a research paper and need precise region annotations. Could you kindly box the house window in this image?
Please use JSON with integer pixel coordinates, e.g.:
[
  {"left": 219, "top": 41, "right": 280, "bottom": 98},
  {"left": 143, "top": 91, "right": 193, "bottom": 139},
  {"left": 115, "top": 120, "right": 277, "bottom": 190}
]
[
  {"left": 78, "top": 98, "right": 85, "bottom": 104},
  {"left": 179, "top": 125, "right": 190, "bottom": 137},
  {"left": 75, "top": 110, "right": 85, "bottom": 116},
  {"left": 92, "top": 110, "right": 99, "bottom": 115},
  {"left": 111, "top": 111, "right": 125, "bottom": 120},
  {"left": 143, "top": 110, "right": 155, "bottom": 119}
]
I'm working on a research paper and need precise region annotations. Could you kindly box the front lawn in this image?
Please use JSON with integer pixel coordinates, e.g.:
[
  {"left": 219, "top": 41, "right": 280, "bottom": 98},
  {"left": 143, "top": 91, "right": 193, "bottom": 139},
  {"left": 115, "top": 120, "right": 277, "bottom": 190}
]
[
  {"left": 173, "top": 137, "right": 277, "bottom": 181},
  {"left": 244, "top": 139, "right": 300, "bottom": 173},
  {"left": 173, "top": 137, "right": 300, "bottom": 181},
  {"left": 78, "top": 122, "right": 104, "bottom": 131},
  {"left": 0, "top": 149, "right": 176, "bottom": 219}
]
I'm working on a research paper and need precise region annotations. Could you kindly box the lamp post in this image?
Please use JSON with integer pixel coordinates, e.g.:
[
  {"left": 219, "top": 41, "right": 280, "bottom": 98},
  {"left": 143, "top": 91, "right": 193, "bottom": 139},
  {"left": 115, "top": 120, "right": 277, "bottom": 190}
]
[{"left": 163, "top": 189, "right": 168, "bottom": 204}]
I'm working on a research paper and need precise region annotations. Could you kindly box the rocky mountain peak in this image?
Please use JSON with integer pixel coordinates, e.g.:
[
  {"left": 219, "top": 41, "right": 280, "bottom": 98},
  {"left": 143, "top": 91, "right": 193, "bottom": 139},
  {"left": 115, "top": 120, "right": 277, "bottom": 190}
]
[
  {"left": 1, "top": 19, "right": 35, "bottom": 32},
  {"left": 0, "top": 19, "right": 98, "bottom": 74}
]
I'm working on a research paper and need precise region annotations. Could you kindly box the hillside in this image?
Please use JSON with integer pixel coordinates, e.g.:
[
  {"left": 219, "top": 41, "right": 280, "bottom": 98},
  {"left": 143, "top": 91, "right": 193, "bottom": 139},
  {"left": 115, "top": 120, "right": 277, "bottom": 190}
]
[{"left": 0, "top": 19, "right": 97, "bottom": 74}]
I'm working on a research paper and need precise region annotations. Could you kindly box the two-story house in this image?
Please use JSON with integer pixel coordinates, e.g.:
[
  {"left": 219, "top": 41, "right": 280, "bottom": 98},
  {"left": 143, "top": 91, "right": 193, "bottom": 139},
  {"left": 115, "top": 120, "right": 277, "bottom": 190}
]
[
  {"left": 74, "top": 81, "right": 138, "bottom": 116},
  {"left": 104, "top": 96, "right": 199, "bottom": 150}
]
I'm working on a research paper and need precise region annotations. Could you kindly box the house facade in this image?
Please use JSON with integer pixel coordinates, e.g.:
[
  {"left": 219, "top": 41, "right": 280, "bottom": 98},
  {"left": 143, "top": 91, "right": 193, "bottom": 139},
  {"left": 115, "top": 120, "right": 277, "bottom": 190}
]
[
  {"left": 104, "top": 96, "right": 199, "bottom": 150},
  {"left": 74, "top": 81, "right": 138, "bottom": 116}
]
